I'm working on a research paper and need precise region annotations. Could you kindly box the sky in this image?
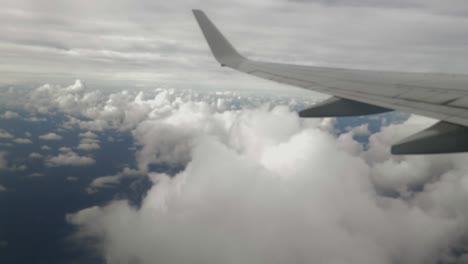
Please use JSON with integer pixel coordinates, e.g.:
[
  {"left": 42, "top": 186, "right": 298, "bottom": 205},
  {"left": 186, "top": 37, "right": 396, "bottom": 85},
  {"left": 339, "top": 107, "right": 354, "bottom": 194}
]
[
  {"left": 2, "top": 1, "right": 468, "bottom": 264},
  {"left": 2, "top": 0, "right": 468, "bottom": 88}
]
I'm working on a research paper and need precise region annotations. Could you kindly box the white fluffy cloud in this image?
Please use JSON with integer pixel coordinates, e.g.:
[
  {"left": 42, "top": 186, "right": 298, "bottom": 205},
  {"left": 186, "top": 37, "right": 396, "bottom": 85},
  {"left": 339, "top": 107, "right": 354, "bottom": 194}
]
[
  {"left": 86, "top": 167, "right": 144, "bottom": 194},
  {"left": 0, "top": 130, "right": 14, "bottom": 139},
  {"left": 41, "top": 145, "right": 51, "bottom": 151},
  {"left": 46, "top": 151, "right": 95, "bottom": 167},
  {"left": 29, "top": 152, "right": 43, "bottom": 159},
  {"left": 76, "top": 133, "right": 100, "bottom": 151},
  {"left": 77, "top": 142, "right": 100, "bottom": 151},
  {"left": 13, "top": 138, "right": 31, "bottom": 144},
  {"left": 79, "top": 131, "right": 98, "bottom": 138},
  {"left": 67, "top": 105, "right": 468, "bottom": 264},
  {"left": 2, "top": 1, "right": 468, "bottom": 260},
  {"left": 28, "top": 172, "right": 43, "bottom": 177},
  {"left": 1, "top": 111, "right": 20, "bottom": 119},
  {"left": 38, "top": 132, "right": 63, "bottom": 141},
  {"left": 347, "top": 123, "right": 370, "bottom": 136},
  {"left": 57, "top": 84, "right": 468, "bottom": 264},
  {"left": 5, "top": 79, "right": 468, "bottom": 263},
  {"left": 59, "top": 147, "right": 72, "bottom": 152},
  {"left": 25, "top": 116, "right": 47, "bottom": 122},
  {"left": 1, "top": 79, "right": 315, "bottom": 136}
]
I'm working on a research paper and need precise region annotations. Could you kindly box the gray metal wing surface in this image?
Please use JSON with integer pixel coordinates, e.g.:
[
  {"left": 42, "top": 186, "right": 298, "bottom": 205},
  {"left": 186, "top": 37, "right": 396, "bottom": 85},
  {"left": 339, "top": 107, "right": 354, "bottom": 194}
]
[{"left": 193, "top": 9, "right": 468, "bottom": 154}]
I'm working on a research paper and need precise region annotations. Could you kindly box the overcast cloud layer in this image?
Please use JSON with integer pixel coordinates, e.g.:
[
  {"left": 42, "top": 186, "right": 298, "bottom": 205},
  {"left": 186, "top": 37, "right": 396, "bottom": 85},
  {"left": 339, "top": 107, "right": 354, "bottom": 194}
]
[{"left": 1, "top": 0, "right": 468, "bottom": 90}]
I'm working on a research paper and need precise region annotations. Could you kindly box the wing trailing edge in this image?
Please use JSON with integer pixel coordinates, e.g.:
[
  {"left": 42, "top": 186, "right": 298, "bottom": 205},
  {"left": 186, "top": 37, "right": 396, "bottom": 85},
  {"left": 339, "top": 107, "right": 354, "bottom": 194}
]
[
  {"left": 299, "top": 97, "right": 392, "bottom": 117},
  {"left": 391, "top": 121, "right": 468, "bottom": 154}
]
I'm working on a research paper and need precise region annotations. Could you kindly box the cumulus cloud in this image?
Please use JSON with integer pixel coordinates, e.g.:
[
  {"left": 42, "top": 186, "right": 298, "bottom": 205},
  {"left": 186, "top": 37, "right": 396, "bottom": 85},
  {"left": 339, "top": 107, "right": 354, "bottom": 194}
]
[
  {"left": 67, "top": 176, "right": 79, "bottom": 181},
  {"left": 86, "top": 167, "right": 144, "bottom": 194},
  {"left": 79, "top": 131, "right": 98, "bottom": 138},
  {"left": 28, "top": 172, "right": 43, "bottom": 177},
  {"left": 13, "top": 138, "right": 32, "bottom": 144},
  {"left": 2, "top": 1, "right": 468, "bottom": 261},
  {"left": 67, "top": 104, "right": 468, "bottom": 264},
  {"left": 44, "top": 84, "right": 465, "bottom": 264},
  {"left": 0, "top": 130, "right": 14, "bottom": 139},
  {"left": 1, "top": 111, "right": 20, "bottom": 119},
  {"left": 38, "top": 132, "right": 63, "bottom": 141},
  {"left": 29, "top": 152, "right": 43, "bottom": 159},
  {"left": 76, "top": 133, "right": 100, "bottom": 151},
  {"left": 11, "top": 164, "right": 27, "bottom": 171},
  {"left": 2, "top": 79, "right": 315, "bottom": 137},
  {"left": 77, "top": 142, "right": 100, "bottom": 151},
  {"left": 347, "top": 123, "right": 370, "bottom": 136},
  {"left": 3, "top": 79, "right": 464, "bottom": 263},
  {"left": 46, "top": 151, "right": 95, "bottom": 167},
  {"left": 4, "top": 79, "right": 468, "bottom": 263},
  {"left": 41, "top": 145, "right": 51, "bottom": 151},
  {"left": 59, "top": 147, "right": 72, "bottom": 152}
]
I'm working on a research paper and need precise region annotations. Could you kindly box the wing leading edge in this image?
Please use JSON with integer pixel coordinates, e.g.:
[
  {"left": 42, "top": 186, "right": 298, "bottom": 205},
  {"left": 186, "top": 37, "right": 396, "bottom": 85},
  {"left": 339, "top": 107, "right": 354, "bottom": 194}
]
[{"left": 193, "top": 9, "right": 468, "bottom": 154}]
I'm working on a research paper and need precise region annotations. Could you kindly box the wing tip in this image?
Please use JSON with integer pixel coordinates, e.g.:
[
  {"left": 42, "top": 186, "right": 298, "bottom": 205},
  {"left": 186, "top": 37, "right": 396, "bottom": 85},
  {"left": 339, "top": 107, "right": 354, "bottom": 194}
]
[
  {"left": 192, "top": 9, "right": 203, "bottom": 16},
  {"left": 192, "top": 9, "right": 246, "bottom": 68}
]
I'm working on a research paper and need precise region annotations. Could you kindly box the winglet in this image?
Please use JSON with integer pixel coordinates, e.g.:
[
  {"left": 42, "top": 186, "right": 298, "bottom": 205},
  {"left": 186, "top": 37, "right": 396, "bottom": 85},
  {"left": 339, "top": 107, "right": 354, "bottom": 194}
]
[{"left": 192, "top": 9, "right": 246, "bottom": 68}]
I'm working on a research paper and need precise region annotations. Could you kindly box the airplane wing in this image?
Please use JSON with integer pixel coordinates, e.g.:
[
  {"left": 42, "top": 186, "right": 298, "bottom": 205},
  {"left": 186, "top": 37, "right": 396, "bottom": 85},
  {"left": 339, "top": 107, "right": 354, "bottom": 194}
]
[{"left": 192, "top": 9, "right": 468, "bottom": 155}]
